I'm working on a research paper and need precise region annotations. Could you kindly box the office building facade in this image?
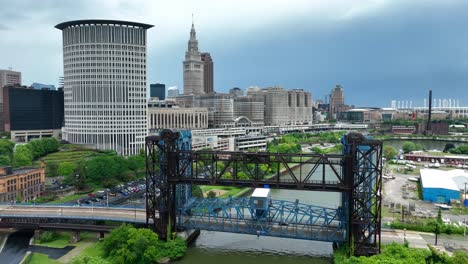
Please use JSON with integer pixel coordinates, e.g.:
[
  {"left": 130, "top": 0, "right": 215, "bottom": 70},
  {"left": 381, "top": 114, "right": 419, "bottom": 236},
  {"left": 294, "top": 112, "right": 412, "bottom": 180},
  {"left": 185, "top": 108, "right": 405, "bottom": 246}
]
[
  {"left": 201, "top": 52, "right": 213, "bottom": 94},
  {"left": 147, "top": 100, "right": 208, "bottom": 131},
  {"left": 56, "top": 19, "right": 153, "bottom": 156},
  {"left": 3, "top": 86, "right": 64, "bottom": 142},
  {"left": 150, "top": 83, "right": 165, "bottom": 100}
]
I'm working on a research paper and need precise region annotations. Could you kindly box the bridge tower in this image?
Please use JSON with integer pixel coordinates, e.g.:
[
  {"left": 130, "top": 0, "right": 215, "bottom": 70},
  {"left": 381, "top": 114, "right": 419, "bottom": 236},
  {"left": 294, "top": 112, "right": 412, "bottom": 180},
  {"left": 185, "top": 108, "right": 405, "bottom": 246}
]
[
  {"left": 342, "top": 132, "right": 383, "bottom": 256},
  {"left": 146, "top": 129, "right": 193, "bottom": 240}
]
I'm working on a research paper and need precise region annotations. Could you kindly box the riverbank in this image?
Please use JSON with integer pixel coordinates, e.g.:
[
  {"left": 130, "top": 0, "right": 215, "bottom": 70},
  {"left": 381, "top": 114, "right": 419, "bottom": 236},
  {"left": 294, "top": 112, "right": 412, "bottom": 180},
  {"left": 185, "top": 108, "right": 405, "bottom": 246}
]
[{"left": 376, "top": 134, "right": 468, "bottom": 143}]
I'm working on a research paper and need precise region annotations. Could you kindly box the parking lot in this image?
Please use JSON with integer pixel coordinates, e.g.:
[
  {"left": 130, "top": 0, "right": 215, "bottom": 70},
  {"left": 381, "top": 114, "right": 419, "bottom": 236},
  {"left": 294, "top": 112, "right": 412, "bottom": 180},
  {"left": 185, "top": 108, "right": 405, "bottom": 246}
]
[
  {"left": 383, "top": 165, "right": 468, "bottom": 225},
  {"left": 63, "top": 178, "right": 146, "bottom": 207}
]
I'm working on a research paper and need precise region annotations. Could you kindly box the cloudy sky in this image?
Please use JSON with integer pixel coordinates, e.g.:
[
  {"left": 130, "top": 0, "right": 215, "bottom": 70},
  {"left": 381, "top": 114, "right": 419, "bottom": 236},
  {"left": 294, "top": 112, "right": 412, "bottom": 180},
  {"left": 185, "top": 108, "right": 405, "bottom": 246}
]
[{"left": 1, "top": 0, "right": 467, "bottom": 106}]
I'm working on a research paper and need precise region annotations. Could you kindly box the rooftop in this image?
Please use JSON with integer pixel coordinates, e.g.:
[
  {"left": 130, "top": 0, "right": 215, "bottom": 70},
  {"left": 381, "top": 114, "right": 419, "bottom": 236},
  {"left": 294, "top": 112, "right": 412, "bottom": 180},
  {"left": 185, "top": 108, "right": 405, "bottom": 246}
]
[
  {"left": 420, "top": 169, "right": 468, "bottom": 191},
  {"left": 55, "top": 19, "right": 154, "bottom": 30},
  {"left": 251, "top": 188, "right": 271, "bottom": 198}
]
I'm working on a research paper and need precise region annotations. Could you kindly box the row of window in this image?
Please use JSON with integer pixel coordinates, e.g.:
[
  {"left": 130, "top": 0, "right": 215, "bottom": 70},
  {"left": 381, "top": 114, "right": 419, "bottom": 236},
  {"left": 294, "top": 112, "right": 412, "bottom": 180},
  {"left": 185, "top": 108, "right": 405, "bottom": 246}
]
[{"left": 64, "top": 44, "right": 145, "bottom": 52}]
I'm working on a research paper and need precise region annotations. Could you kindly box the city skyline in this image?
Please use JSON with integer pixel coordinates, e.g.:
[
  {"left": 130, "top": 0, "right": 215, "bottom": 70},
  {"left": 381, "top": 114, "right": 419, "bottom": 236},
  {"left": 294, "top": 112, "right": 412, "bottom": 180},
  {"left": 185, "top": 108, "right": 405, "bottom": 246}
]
[{"left": 1, "top": 0, "right": 468, "bottom": 106}]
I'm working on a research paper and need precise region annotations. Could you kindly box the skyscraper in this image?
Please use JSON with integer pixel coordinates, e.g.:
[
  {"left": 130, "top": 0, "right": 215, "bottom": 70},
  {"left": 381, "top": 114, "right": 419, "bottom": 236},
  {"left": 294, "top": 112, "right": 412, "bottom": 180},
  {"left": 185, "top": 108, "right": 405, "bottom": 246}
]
[
  {"left": 56, "top": 19, "right": 153, "bottom": 156},
  {"left": 183, "top": 22, "right": 204, "bottom": 95},
  {"left": 201, "top": 52, "right": 213, "bottom": 93},
  {"left": 329, "top": 85, "right": 345, "bottom": 119},
  {"left": 150, "top": 83, "right": 166, "bottom": 100}
]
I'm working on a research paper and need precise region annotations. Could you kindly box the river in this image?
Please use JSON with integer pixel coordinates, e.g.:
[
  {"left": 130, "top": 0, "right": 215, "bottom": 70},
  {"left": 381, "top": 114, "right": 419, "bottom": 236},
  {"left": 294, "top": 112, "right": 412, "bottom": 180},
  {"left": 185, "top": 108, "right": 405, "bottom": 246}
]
[{"left": 383, "top": 139, "right": 461, "bottom": 151}]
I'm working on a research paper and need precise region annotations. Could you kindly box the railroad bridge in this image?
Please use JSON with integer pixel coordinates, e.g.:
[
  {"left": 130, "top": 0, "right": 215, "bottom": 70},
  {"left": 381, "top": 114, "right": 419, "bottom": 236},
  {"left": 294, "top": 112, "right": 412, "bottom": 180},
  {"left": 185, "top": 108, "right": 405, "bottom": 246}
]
[{"left": 145, "top": 130, "right": 382, "bottom": 256}]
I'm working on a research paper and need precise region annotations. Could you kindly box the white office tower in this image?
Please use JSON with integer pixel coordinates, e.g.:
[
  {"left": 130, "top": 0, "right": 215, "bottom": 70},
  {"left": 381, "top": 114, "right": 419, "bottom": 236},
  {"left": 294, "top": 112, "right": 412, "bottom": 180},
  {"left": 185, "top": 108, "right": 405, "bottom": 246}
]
[
  {"left": 167, "top": 86, "right": 180, "bottom": 98},
  {"left": 56, "top": 20, "right": 153, "bottom": 156},
  {"left": 183, "top": 22, "right": 204, "bottom": 95}
]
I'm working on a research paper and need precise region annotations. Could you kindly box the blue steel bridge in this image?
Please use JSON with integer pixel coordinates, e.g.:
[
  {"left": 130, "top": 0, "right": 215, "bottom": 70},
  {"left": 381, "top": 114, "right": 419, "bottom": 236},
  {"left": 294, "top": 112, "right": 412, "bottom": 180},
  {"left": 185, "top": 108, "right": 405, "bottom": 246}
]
[
  {"left": 146, "top": 130, "right": 383, "bottom": 256},
  {"left": 179, "top": 197, "right": 346, "bottom": 243}
]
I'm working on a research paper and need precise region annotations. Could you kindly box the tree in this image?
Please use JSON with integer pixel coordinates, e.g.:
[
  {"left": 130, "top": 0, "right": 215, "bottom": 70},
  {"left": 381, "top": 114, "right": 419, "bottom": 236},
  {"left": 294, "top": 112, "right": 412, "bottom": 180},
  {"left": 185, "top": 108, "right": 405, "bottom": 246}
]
[
  {"left": 0, "top": 155, "right": 11, "bottom": 166},
  {"left": 443, "top": 143, "right": 456, "bottom": 153},
  {"left": 207, "top": 190, "right": 217, "bottom": 198},
  {"left": 72, "top": 256, "right": 110, "bottom": 264},
  {"left": 0, "top": 139, "right": 15, "bottom": 157},
  {"left": 402, "top": 141, "right": 416, "bottom": 153},
  {"left": 67, "top": 159, "right": 87, "bottom": 190},
  {"left": 102, "top": 224, "right": 186, "bottom": 264},
  {"left": 58, "top": 162, "right": 77, "bottom": 177},
  {"left": 46, "top": 161, "right": 59, "bottom": 177},
  {"left": 191, "top": 185, "right": 203, "bottom": 198},
  {"left": 13, "top": 145, "right": 33, "bottom": 167},
  {"left": 384, "top": 145, "right": 398, "bottom": 160}
]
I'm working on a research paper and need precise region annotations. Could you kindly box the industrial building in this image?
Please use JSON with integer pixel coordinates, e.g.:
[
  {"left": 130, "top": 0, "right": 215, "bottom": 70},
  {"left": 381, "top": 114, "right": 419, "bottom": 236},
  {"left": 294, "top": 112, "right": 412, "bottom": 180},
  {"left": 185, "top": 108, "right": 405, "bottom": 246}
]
[{"left": 420, "top": 169, "right": 466, "bottom": 203}]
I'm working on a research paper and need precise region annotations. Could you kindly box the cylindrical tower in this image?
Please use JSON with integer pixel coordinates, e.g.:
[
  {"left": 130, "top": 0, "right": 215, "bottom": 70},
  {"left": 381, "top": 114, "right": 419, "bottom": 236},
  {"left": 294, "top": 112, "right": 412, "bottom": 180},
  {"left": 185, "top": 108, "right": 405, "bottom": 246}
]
[{"left": 55, "top": 20, "right": 153, "bottom": 156}]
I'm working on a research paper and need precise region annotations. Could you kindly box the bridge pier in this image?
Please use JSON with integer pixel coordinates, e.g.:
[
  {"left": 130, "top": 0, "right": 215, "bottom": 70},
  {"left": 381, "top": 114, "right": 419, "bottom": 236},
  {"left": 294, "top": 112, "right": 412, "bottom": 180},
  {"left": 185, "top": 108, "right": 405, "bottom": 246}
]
[
  {"left": 34, "top": 229, "right": 41, "bottom": 241},
  {"left": 69, "top": 231, "right": 81, "bottom": 243}
]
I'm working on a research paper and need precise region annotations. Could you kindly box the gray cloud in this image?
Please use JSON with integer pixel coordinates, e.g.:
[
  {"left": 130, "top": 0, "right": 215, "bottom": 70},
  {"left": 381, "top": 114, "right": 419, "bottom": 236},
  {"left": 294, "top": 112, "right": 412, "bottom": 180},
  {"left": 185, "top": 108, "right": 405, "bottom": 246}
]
[{"left": 0, "top": 24, "right": 8, "bottom": 30}]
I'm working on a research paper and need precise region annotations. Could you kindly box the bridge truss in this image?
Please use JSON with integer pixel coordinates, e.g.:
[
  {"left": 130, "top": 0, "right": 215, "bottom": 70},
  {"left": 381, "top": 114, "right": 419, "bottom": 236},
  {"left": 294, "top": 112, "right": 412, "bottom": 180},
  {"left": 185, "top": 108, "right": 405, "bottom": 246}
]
[
  {"left": 145, "top": 130, "right": 382, "bottom": 256},
  {"left": 179, "top": 197, "right": 346, "bottom": 242}
]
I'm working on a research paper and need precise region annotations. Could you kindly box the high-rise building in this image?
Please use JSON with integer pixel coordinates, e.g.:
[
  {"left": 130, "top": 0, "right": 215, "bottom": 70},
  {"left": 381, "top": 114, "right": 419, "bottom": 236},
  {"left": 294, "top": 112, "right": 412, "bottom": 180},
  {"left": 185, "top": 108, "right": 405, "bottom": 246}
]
[
  {"left": 56, "top": 19, "right": 153, "bottom": 156},
  {"left": 0, "top": 69, "right": 21, "bottom": 122},
  {"left": 167, "top": 86, "right": 180, "bottom": 98},
  {"left": 0, "top": 69, "right": 21, "bottom": 89},
  {"left": 183, "top": 22, "right": 204, "bottom": 95},
  {"left": 248, "top": 87, "right": 312, "bottom": 126},
  {"left": 329, "top": 85, "right": 345, "bottom": 119},
  {"left": 201, "top": 52, "right": 213, "bottom": 93},
  {"left": 150, "top": 83, "right": 166, "bottom": 100},
  {"left": 229, "top": 87, "right": 243, "bottom": 97},
  {"left": 3, "top": 86, "right": 64, "bottom": 142},
  {"left": 233, "top": 96, "right": 264, "bottom": 126}
]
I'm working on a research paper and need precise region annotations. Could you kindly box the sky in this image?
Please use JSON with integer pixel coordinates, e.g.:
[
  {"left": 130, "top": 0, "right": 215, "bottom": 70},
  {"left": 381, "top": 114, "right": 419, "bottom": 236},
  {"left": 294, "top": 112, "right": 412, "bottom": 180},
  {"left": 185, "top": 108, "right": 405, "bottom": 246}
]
[{"left": 1, "top": 0, "right": 468, "bottom": 107}]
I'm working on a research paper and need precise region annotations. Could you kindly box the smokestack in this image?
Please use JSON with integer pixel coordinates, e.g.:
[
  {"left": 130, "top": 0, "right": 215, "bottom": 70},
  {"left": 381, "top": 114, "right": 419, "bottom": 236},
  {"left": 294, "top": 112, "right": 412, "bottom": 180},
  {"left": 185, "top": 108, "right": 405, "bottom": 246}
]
[{"left": 427, "top": 90, "right": 432, "bottom": 134}]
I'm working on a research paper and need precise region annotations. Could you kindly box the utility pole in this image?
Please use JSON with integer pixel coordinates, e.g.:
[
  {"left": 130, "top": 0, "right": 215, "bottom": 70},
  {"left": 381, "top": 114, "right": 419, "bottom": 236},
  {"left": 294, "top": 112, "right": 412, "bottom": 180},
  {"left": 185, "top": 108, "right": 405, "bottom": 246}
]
[{"left": 106, "top": 191, "right": 109, "bottom": 207}]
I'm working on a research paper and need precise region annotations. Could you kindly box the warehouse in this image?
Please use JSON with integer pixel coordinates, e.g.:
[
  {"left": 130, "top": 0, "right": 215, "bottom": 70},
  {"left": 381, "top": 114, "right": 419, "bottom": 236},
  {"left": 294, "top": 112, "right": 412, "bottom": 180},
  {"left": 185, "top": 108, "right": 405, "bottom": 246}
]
[{"left": 420, "top": 169, "right": 460, "bottom": 204}]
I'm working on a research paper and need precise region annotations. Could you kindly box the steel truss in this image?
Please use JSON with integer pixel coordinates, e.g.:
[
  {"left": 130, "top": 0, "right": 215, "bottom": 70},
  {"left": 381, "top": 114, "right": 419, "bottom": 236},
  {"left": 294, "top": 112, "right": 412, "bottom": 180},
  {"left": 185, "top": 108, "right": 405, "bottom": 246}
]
[
  {"left": 343, "top": 132, "right": 383, "bottom": 256},
  {"left": 179, "top": 197, "right": 346, "bottom": 242},
  {"left": 145, "top": 130, "right": 382, "bottom": 255},
  {"left": 174, "top": 151, "right": 347, "bottom": 191}
]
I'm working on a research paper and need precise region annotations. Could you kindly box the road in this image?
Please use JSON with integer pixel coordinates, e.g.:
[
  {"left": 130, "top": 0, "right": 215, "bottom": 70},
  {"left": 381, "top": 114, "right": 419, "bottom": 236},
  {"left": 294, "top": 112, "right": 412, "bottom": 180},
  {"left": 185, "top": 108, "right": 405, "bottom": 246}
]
[{"left": 0, "top": 205, "right": 147, "bottom": 222}]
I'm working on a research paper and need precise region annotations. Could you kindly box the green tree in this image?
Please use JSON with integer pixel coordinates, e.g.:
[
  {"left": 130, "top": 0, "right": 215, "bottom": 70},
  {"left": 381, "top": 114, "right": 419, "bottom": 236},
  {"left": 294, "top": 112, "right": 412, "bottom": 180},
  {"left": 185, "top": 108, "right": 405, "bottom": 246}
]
[
  {"left": 67, "top": 159, "right": 87, "bottom": 190},
  {"left": 86, "top": 156, "right": 129, "bottom": 186},
  {"left": 102, "top": 224, "right": 186, "bottom": 264},
  {"left": 402, "top": 141, "right": 416, "bottom": 153},
  {"left": 72, "top": 255, "right": 111, "bottom": 264},
  {"left": 13, "top": 145, "right": 33, "bottom": 167},
  {"left": 58, "top": 162, "right": 77, "bottom": 177},
  {"left": 443, "top": 143, "right": 456, "bottom": 153},
  {"left": 0, "top": 139, "right": 15, "bottom": 157},
  {"left": 0, "top": 155, "right": 11, "bottom": 166},
  {"left": 46, "top": 161, "right": 59, "bottom": 177},
  {"left": 207, "top": 190, "right": 217, "bottom": 198},
  {"left": 191, "top": 185, "right": 203, "bottom": 198},
  {"left": 384, "top": 145, "right": 398, "bottom": 160}
]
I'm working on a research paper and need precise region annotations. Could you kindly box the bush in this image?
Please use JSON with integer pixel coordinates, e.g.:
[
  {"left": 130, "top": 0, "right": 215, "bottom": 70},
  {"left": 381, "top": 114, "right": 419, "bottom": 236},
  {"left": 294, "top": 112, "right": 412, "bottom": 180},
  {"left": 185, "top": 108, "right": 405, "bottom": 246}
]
[
  {"left": 39, "top": 231, "right": 57, "bottom": 243},
  {"left": 72, "top": 255, "right": 111, "bottom": 264}
]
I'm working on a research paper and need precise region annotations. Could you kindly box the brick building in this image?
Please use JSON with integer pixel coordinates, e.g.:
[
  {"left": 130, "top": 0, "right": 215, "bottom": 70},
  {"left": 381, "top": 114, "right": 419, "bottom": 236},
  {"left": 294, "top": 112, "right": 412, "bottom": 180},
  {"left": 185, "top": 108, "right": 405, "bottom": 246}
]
[{"left": 0, "top": 165, "right": 45, "bottom": 202}]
